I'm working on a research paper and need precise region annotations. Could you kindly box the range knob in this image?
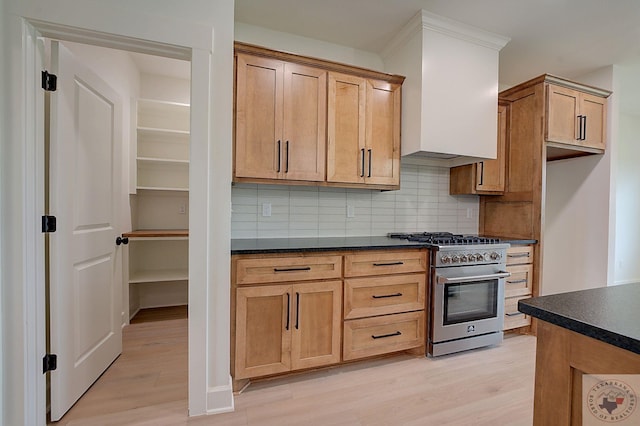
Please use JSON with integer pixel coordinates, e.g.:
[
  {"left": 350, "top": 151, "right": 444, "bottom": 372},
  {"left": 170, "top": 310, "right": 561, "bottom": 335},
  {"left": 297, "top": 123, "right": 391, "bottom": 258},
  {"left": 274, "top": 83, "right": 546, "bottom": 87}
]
[
  {"left": 490, "top": 252, "right": 502, "bottom": 261},
  {"left": 441, "top": 255, "right": 451, "bottom": 264},
  {"left": 460, "top": 254, "right": 468, "bottom": 263},
  {"left": 451, "top": 255, "right": 460, "bottom": 263},
  {"left": 467, "top": 253, "right": 476, "bottom": 262}
]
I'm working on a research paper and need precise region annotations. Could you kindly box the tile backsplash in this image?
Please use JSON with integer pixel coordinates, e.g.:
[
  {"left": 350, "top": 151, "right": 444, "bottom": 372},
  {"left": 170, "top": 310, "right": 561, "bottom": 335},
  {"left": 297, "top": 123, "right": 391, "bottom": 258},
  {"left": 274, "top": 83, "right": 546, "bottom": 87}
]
[{"left": 231, "top": 164, "right": 479, "bottom": 239}]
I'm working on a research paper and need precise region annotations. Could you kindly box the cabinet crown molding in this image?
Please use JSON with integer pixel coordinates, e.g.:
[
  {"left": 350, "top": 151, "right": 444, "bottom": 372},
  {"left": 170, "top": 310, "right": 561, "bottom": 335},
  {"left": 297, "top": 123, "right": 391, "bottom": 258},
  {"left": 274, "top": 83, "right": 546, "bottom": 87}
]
[{"left": 500, "top": 74, "right": 612, "bottom": 99}]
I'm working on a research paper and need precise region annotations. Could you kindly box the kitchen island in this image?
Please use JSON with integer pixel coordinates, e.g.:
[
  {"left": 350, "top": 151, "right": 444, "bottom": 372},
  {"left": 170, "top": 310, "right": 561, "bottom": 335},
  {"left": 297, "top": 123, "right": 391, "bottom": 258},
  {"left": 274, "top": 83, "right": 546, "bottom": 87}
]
[{"left": 519, "top": 283, "right": 640, "bottom": 425}]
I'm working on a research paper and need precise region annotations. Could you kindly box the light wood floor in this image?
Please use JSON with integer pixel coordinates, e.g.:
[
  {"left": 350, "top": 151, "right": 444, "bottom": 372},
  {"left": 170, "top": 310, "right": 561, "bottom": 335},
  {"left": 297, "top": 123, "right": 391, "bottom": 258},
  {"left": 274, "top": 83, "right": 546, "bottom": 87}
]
[{"left": 52, "top": 318, "right": 536, "bottom": 425}]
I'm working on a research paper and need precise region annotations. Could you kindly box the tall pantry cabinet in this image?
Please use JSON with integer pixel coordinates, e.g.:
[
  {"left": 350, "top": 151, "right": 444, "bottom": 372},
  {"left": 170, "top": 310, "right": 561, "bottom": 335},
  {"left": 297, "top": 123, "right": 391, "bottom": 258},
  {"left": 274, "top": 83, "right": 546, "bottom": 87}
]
[{"left": 124, "top": 74, "right": 190, "bottom": 321}]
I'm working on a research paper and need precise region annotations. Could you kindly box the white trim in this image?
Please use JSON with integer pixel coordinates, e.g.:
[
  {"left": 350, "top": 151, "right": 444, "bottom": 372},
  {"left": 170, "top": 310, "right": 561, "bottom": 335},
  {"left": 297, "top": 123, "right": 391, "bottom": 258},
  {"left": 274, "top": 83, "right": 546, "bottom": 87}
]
[
  {"left": 206, "top": 377, "right": 235, "bottom": 415},
  {"left": 17, "top": 18, "right": 229, "bottom": 422},
  {"left": 612, "top": 279, "right": 640, "bottom": 286},
  {"left": 22, "top": 21, "right": 47, "bottom": 426},
  {"left": 381, "top": 9, "right": 510, "bottom": 59}
]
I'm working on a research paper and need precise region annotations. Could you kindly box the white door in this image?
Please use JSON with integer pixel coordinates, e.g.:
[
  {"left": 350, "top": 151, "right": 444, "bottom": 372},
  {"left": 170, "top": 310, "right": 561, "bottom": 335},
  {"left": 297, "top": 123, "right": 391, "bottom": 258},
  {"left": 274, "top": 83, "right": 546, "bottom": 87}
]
[{"left": 49, "top": 41, "right": 123, "bottom": 421}]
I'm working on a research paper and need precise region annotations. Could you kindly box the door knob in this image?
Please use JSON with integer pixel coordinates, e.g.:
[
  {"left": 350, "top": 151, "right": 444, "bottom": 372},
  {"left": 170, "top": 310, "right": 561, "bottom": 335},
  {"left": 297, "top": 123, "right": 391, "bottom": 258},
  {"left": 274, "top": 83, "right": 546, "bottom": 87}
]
[{"left": 116, "top": 236, "right": 129, "bottom": 246}]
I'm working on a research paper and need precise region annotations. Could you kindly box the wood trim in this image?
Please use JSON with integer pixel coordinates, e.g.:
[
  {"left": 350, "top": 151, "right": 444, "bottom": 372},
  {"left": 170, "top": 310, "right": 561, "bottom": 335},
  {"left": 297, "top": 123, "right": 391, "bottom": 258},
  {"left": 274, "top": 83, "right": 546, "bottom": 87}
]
[
  {"left": 234, "top": 42, "right": 405, "bottom": 84},
  {"left": 500, "top": 74, "right": 611, "bottom": 99},
  {"left": 231, "top": 177, "right": 400, "bottom": 191},
  {"left": 122, "top": 229, "right": 188, "bottom": 238}
]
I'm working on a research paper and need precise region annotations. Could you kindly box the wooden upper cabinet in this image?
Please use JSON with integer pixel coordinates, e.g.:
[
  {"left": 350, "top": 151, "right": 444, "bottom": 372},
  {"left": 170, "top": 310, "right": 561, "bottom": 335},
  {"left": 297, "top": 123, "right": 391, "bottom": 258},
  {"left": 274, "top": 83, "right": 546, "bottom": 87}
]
[
  {"left": 327, "top": 73, "right": 401, "bottom": 188},
  {"left": 327, "top": 72, "right": 366, "bottom": 184},
  {"left": 235, "top": 53, "right": 326, "bottom": 182},
  {"left": 449, "top": 103, "right": 507, "bottom": 195},
  {"left": 235, "top": 54, "right": 283, "bottom": 180},
  {"left": 365, "top": 79, "right": 401, "bottom": 186},
  {"left": 234, "top": 42, "right": 404, "bottom": 189},
  {"left": 546, "top": 83, "right": 608, "bottom": 151}
]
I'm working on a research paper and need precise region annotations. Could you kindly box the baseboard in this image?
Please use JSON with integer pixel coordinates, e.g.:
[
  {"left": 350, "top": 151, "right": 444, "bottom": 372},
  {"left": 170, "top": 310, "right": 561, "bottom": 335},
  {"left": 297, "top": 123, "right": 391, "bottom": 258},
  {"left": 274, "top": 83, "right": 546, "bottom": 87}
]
[
  {"left": 612, "top": 279, "right": 640, "bottom": 286},
  {"left": 128, "top": 307, "right": 141, "bottom": 321},
  {"left": 205, "top": 375, "right": 235, "bottom": 415}
]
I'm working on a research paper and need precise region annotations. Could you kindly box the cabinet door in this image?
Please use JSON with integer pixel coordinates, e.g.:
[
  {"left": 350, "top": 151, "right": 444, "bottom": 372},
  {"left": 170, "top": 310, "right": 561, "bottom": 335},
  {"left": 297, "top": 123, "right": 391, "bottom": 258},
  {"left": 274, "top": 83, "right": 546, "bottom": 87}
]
[
  {"left": 283, "top": 63, "right": 327, "bottom": 182},
  {"left": 235, "top": 284, "right": 291, "bottom": 379},
  {"left": 365, "top": 79, "right": 401, "bottom": 186},
  {"left": 581, "top": 93, "right": 607, "bottom": 150},
  {"left": 546, "top": 84, "right": 579, "bottom": 145},
  {"left": 476, "top": 104, "right": 507, "bottom": 192},
  {"left": 327, "top": 72, "right": 366, "bottom": 184},
  {"left": 291, "top": 280, "right": 342, "bottom": 370},
  {"left": 235, "top": 54, "right": 283, "bottom": 180}
]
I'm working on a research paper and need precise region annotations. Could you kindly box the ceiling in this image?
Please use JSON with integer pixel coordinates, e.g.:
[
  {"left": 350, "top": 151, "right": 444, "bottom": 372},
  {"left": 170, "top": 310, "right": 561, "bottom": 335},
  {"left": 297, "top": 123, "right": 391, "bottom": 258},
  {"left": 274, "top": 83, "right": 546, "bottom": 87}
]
[{"left": 235, "top": 0, "right": 640, "bottom": 112}]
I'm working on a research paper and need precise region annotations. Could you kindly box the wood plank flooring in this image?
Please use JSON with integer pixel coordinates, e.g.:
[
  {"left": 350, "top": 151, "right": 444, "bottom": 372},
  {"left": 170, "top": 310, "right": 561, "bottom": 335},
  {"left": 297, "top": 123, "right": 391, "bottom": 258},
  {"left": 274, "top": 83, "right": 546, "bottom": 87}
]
[{"left": 51, "top": 317, "right": 536, "bottom": 425}]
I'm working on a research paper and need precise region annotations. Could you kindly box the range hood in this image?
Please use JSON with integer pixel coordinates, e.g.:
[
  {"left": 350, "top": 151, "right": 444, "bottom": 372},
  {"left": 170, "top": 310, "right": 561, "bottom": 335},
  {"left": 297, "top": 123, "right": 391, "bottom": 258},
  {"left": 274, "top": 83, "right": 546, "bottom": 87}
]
[{"left": 382, "top": 10, "right": 510, "bottom": 167}]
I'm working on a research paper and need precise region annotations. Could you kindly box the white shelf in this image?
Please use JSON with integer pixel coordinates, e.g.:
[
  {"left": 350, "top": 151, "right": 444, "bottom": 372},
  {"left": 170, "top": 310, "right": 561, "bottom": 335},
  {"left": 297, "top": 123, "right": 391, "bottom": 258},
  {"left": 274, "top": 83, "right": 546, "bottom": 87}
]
[
  {"left": 137, "top": 99, "right": 190, "bottom": 132},
  {"left": 137, "top": 157, "right": 190, "bottom": 165},
  {"left": 129, "top": 268, "right": 188, "bottom": 284},
  {"left": 137, "top": 126, "right": 190, "bottom": 136},
  {"left": 136, "top": 186, "right": 189, "bottom": 192}
]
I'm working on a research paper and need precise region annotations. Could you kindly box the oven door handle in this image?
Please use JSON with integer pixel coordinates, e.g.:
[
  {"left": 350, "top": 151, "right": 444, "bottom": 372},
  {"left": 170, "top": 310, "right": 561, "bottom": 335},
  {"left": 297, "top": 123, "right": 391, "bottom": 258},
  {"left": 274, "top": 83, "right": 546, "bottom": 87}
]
[{"left": 437, "top": 271, "right": 510, "bottom": 284}]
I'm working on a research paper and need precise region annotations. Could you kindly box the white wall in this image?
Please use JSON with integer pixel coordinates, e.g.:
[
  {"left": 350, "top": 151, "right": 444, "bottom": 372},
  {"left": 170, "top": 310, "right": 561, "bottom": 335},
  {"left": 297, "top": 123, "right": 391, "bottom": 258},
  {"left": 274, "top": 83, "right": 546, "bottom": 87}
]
[
  {"left": 542, "top": 66, "right": 617, "bottom": 295},
  {"left": 614, "top": 112, "right": 640, "bottom": 284},
  {"left": 235, "top": 22, "right": 384, "bottom": 71},
  {"left": 232, "top": 164, "right": 479, "bottom": 238},
  {"left": 1, "top": 1, "right": 235, "bottom": 424}
]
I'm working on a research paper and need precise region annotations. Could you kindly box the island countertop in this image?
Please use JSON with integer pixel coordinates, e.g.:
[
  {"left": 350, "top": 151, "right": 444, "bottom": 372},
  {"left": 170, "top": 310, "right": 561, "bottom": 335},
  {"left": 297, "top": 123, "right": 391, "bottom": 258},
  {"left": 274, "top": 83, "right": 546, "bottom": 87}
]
[{"left": 518, "top": 282, "right": 640, "bottom": 355}]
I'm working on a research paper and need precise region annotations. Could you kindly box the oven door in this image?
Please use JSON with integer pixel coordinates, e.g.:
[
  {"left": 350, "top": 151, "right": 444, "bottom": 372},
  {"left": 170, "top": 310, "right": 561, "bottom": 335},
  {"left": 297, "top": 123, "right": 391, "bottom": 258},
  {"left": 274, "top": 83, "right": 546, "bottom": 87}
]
[{"left": 432, "top": 265, "right": 508, "bottom": 343}]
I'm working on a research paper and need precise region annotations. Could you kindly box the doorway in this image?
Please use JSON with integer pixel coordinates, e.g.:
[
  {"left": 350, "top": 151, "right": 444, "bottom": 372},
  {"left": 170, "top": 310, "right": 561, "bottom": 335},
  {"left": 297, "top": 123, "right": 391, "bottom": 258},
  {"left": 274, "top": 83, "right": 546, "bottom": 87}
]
[{"left": 45, "top": 40, "right": 192, "bottom": 422}]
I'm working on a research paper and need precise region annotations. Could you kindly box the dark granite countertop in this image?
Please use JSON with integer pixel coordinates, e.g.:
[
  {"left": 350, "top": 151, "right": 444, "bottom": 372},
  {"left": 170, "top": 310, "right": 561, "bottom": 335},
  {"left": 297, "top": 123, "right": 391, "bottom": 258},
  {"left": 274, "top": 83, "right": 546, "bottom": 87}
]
[
  {"left": 231, "top": 235, "right": 538, "bottom": 255},
  {"left": 518, "top": 283, "right": 640, "bottom": 354},
  {"left": 480, "top": 235, "right": 538, "bottom": 245},
  {"left": 231, "top": 236, "right": 426, "bottom": 255}
]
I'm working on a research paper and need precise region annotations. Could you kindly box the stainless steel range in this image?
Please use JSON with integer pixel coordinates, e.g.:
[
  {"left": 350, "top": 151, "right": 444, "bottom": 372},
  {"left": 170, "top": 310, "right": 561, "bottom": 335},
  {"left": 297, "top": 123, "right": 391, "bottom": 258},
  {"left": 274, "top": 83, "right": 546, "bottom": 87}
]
[{"left": 388, "top": 232, "right": 510, "bottom": 356}]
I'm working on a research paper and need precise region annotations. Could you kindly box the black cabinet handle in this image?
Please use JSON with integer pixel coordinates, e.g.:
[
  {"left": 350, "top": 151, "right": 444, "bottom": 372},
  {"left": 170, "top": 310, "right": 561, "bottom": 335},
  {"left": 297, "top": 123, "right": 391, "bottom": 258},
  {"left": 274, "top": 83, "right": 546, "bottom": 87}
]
[
  {"left": 577, "top": 115, "right": 583, "bottom": 140},
  {"left": 285, "top": 292, "right": 290, "bottom": 330},
  {"left": 116, "top": 236, "right": 129, "bottom": 246},
  {"left": 360, "top": 148, "right": 365, "bottom": 177},
  {"left": 276, "top": 140, "right": 281, "bottom": 172},
  {"left": 273, "top": 266, "right": 311, "bottom": 272},
  {"left": 478, "top": 161, "right": 484, "bottom": 186},
  {"left": 295, "top": 292, "right": 300, "bottom": 330},
  {"left": 372, "top": 331, "right": 401, "bottom": 339},
  {"left": 367, "top": 149, "right": 372, "bottom": 178},
  {"left": 372, "top": 293, "right": 403, "bottom": 299},
  {"left": 285, "top": 140, "right": 289, "bottom": 173},
  {"left": 372, "top": 261, "right": 404, "bottom": 267},
  {"left": 505, "top": 312, "right": 525, "bottom": 317},
  {"left": 583, "top": 116, "right": 587, "bottom": 141},
  {"left": 506, "top": 279, "right": 528, "bottom": 284},
  {"left": 507, "top": 253, "right": 530, "bottom": 258}
]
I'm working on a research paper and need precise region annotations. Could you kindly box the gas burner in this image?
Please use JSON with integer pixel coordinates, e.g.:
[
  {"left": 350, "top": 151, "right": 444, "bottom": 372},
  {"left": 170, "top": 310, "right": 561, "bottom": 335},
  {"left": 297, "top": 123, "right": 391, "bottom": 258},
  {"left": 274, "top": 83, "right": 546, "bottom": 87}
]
[{"left": 388, "top": 232, "right": 500, "bottom": 246}]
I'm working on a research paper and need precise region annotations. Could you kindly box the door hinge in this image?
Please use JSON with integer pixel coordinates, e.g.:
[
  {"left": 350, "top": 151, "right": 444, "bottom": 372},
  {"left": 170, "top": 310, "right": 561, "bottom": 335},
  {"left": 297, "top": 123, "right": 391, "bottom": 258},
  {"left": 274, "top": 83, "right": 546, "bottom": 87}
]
[
  {"left": 43, "top": 354, "right": 57, "bottom": 373},
  {"left": 41, "top": 70, "right": 57, "bottom": 92},
  {"left": 42, "top": 215, "right": 57, "bottom": 233}
]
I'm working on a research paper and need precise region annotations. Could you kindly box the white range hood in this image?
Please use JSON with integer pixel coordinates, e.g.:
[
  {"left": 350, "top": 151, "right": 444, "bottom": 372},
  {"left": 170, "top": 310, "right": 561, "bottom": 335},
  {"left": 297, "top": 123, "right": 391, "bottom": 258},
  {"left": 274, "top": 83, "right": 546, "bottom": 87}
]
[{"left": 382, "top": 10, "right": 510, "bottom": 167}]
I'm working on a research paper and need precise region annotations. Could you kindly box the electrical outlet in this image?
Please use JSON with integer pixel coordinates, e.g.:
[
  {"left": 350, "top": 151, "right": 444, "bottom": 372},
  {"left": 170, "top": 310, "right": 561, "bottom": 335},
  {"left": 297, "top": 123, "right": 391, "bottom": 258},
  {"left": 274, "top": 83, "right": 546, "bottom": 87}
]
[
  {"left": 347, "top": 205, "right": 355, "bottom": 218},
  {"left": 466, "top": 208, "right": 472, "bottom": 219},
  {"left": 262, "top": 203, "right": 272, "bottom": 217},
  {"left": 179, "top": 203, "right": 186, "bottom": 214}
]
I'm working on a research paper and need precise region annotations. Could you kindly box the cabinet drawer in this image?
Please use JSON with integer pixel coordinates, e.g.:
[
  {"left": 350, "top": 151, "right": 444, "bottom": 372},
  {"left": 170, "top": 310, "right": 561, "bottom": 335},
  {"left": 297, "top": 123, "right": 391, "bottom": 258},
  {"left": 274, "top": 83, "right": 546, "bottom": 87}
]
[
  {"left": 343, "top": 311, "right": 424, "bottom": 361},
  {"left": 344, "top": 274, "right": 425, "bottom": 320},
  {"left": 504, "top": 295, "right": 531, "bottom": 330},
  {"left": 506, "top": 245, "right": 533, "bottom": 266},
  {"left": 505, "top": 264, "right": 533, "bottom": 298},
  {"left": 344, "top": 250, "right": 427, "bottom": 277},
  {"left": 235, "top": 255, "right": 342, "bottom": 285}
]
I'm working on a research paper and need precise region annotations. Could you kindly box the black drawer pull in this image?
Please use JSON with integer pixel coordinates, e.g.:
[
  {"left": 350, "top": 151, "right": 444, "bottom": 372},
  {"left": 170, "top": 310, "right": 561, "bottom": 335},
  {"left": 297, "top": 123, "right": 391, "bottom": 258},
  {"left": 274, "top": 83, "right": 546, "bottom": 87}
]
[
  {"left": 372, "top": 331, "right": 402, "bottom": 339},
  {"left": 285, "top": 292, "right": 290, "bottom": 330},
  {"left": 372, "top": 261, "right": 404, "bottom": 267},
  {"left": 507, "top": 253, "right": 530, "bottom": 258},
  {"left": 506, "top": 312, "right": 525, "bottom": 317},
  {"left": 507, "top": 279, "right": 528, "bottom": 284},
  {"left": 372, "top": 293, "right": 403, "bottom": 299},
  {"left": 274, "top": 266, "right": 311, "bottom": 272},
  {"left": 295, "top": 292, "right": 300, "bottom": 330}
]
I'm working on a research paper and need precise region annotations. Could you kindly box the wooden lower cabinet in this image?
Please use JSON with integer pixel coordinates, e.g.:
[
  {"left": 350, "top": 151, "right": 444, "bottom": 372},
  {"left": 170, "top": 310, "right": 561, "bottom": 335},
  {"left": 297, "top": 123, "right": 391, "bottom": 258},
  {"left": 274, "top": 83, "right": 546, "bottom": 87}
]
[
  {"left": 234, "top": 280, "right": 341, "bottom": 380},
  {"left": 343, "top": 311, "right": 424, "bottom": 361},
  {"left": 504, "top": 244, "right": 534, "bottom": 331},
  {"left": 232, "top": 249, "right": 427, "bottom": 386}
]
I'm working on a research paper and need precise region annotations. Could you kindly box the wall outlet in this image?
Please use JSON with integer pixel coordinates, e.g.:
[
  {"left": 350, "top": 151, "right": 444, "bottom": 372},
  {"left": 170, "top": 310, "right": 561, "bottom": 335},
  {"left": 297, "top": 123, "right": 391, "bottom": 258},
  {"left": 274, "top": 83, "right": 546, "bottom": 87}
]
[
  {"left": 347, "top": 205, "right": 355, "bottom": 218},
  {"left": 262, "top": 202, "right": 272, "bottom": 217},
  {"left": 466, "top": 208, "right": 472, "bottom": 219},
  {"left": 179, "top": 203, "right": 186, "bottom": 214}
]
